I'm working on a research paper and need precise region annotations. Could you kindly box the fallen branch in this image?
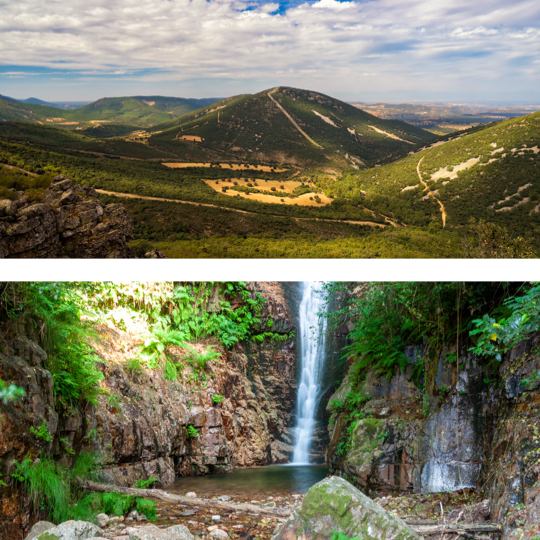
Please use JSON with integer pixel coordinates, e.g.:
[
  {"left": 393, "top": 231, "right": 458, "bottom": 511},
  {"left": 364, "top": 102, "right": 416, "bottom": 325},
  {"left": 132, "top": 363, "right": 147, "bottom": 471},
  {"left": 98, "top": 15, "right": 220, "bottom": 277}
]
[
  {"left": 78, "top": 480, "right": 292, "bottom": 518},
  {"left": 405, "top": 522, "right": 502, "bottom": 536}
]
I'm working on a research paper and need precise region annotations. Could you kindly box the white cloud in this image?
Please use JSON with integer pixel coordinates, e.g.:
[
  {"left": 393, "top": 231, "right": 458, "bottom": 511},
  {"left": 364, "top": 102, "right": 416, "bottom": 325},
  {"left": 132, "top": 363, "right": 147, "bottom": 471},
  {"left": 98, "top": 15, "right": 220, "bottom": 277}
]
[{"left": 0, "top": 0, "right": 539, "bottom": 100}]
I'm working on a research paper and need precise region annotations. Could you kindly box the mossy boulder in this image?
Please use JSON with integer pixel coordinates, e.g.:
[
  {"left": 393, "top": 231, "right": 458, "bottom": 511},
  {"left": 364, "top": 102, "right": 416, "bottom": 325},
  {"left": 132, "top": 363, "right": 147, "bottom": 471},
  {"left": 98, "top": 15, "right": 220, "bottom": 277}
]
[{"left": 272, "top": 476, "right": 420, "bottom": 540}]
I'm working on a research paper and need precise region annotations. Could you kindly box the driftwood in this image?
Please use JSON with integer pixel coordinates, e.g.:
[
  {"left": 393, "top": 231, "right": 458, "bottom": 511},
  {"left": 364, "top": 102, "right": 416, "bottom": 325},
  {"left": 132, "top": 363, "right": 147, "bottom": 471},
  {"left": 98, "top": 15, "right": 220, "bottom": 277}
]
[
  {"left": 405, "top": 522, "right": 502, "bottom": 536},
  {"left": 78, "top": 480, "right": 292, "bottom": 518}
]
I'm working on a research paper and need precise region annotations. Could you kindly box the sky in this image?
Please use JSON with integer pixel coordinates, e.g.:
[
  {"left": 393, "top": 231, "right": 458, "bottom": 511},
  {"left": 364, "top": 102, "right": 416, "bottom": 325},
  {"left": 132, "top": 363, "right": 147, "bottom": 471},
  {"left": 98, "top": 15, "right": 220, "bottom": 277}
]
[{"left": 0, "top": 0, "right": 539, "bottom": 104}]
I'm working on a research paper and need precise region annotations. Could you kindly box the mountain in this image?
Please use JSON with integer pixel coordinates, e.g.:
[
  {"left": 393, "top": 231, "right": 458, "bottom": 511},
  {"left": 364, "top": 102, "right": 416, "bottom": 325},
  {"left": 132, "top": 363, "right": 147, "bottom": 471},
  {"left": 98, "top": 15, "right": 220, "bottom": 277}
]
[
  {"left": 19, "top": 97, "right": 59, "bottom": 107},
  {"left": 69, "top": 96, "right": 223, "bottom": 126},
  {"left": 0, "top": 94, "right": 18, "bottom": 103},
  {"left": 0, "top": 95, "right": 223, "bottom": 127},
  {"left": 148, "top": 87, "right": 435, "bottom": 169},
  {"left": 325, "top": 111, "right": 540, "bottom": 240}
]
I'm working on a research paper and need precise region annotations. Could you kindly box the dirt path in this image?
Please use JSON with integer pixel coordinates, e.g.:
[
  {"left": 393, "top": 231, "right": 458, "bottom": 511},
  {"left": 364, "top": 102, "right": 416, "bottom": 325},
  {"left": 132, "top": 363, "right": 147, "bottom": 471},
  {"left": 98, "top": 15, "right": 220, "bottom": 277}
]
[
  {"left": 95, "top": 189, "right": 389, "bottom": 228},
  {"left": 416, "top": 157, "right": 447, "bottom": 227},
  {"left": 267, "top": 91, "right": 323, "bottom": 149}
]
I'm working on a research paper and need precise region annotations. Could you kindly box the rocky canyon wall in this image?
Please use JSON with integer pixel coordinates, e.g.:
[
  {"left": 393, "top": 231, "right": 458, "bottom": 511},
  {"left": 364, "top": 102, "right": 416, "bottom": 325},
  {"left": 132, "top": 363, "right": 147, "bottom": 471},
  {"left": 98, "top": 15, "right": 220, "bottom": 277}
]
[
  {"left": 0, "top": 282, "right": 301, "bottom": 539},
  {"left": 326, "top": 335, "right": 540, "bottom": 540}
]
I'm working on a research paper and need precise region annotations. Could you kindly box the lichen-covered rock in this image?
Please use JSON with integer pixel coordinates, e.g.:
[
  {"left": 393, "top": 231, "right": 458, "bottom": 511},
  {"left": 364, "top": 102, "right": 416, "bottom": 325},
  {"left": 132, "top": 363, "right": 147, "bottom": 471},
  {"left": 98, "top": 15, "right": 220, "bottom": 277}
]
[
  {"left": 96, "top": 513, "right": 109, "bottom": 527},
  {"left": 273, "top": 476, "right": 420, "bottom": 540},
  {"left": 0, "top": 174, "right": 135, "bottom": 258},
  {"left": 24, "top": 521, "right": 56, "bottom": 540},
  {"left": 37, "top": 520, "right": 103, "bottom": 540}
]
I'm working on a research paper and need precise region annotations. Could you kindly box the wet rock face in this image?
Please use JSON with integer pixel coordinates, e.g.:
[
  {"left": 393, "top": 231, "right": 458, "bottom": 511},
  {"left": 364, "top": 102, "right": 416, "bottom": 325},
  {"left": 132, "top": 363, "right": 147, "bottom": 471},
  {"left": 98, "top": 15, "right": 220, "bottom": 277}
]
[
  {"left": 273, "top": 476, "right": 420, "bottom": 540},
  {"left": 482, "top": 334, "right": 540, "bottom": 540},
  {"left": 0, "top": 175, "right": 135, "bottom": 258},
  {"left": 326, "top": 351, "right": 488, "bottom": 495}
]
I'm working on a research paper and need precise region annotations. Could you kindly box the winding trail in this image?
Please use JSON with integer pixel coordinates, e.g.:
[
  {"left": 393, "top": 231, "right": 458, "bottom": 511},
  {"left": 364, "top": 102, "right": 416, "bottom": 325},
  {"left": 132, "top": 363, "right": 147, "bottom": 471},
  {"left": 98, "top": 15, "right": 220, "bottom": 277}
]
[
  {"left": 95, "top": 189, "right": 391, "bottom": 228},
  {"left": 416, "top": 157, "right": 447, "bottom": 227},
  {"left": 267, "top": 91, "right": 323, "bottom": 149}
]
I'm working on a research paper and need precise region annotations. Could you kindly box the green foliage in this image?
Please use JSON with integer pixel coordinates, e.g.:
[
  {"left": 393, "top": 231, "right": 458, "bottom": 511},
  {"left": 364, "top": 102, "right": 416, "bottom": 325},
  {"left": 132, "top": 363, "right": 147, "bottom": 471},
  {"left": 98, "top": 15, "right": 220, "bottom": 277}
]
[
  {"left": 462, "top": 219, "right": 538, "bottom": 258},
  {"left": 101, "top": 491, "right": 135, "bottom": 517},
  {"left": 184, "top": 344, "right": 220, "bottom": 370},
  {"left": 125, "top": 357, "right": 143, "bottom": 375},
  {"left": 328, "top": 399, "right": 344, "bottom": 411},
  {"left": 10, "top": 453, "right": 99, "bottom": 523},
  {"left": 134, "top": 476, "right": 158, "bottom": 489},
  {"left": 0, "top": 379, "right": 25, "bottom": 403},
  {"left": 136, "top": 498, "right": 158, "bottom": 520},
  {"left": 30, "top": 420, "right": 52, "bottom": 442},
  {"left": 211, "top": 394, "right": 224, "bottom": 403},
  {"left": 187, "top": 425, "right": 199, "bottom": 438},
  {"left": 0, "top": 167, "right": 53, "bottom": 201},
  {"left": 139, "top": 327, "right": 187, "bottom": 369},
  {"left": 521, "top": 370, "right": 540, "bottom": 389},
  {"left": 470, "top": 283, "right": 540, "bottom": 360},
  {"left": 330, "top": 530, "right": 361, "bottom": 540},
  {"left": 0, "top": 283, "right": 104, "bottom": 408}
]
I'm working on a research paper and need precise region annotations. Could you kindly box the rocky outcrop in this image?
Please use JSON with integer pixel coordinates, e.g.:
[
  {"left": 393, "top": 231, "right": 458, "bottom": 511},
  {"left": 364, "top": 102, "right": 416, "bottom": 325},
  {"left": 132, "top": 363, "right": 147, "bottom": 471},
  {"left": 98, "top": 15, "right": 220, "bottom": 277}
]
[
  {"left": 273, "top": 476, "right": 420, "bottom": 540},
  {"left": 0, "top": 175, "right": 135, "bottom": 258}
]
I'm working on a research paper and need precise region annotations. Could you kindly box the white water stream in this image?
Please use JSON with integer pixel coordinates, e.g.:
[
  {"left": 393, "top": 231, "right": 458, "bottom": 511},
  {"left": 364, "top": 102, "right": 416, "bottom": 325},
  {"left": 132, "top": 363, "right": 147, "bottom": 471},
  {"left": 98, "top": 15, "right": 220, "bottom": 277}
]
[{"left": 292, "top": 281, "right": 328, "bottom": 464}]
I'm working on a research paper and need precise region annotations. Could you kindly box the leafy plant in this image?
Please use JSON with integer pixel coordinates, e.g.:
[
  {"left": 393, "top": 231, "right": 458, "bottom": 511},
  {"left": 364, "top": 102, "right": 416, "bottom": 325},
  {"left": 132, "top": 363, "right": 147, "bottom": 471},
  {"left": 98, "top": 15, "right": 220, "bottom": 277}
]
[
  {"left": 30, "top": 420, "right": 52, "bottom": 442},
  {"left": 136, "top": 497, "right": 157, "bottom": 520},
  {"left": 134, "top": 476, "right": 159, "bottom": 489},
  {"left": 470, "top": 283, "right": 540, "bottom": 361},
  {"left": 211, "top": 394, "right": 224, "bottom": 403},
  {"left": 187, "top": 425, "right": 199, "bottom": 438},
  {"left": 0, "top": 379, "right": 25, "bottom": 404}
]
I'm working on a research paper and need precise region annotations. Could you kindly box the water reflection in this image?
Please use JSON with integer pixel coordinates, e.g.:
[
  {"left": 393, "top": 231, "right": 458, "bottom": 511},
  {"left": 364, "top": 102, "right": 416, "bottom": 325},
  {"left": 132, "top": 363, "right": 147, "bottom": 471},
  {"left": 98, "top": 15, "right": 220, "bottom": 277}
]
[{"left": 168, "top": 464, "right": 327, "bottom": 497}]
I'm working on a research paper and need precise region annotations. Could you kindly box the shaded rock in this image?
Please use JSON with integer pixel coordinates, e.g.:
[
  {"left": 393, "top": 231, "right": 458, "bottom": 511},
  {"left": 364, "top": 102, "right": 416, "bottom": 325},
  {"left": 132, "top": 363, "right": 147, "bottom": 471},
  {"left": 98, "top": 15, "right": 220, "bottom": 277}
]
[
  {"left": 38, "top": 520, "right": 103, "bottom": 540},
  {"left": 24, "top": 521, "right": 56, "bottom": 540},
  {"left": 144, "top": 249, "right": 166, "bottom": 258},
  {"left": 273, "top": 476, "right": 420, "bottom": 540}
]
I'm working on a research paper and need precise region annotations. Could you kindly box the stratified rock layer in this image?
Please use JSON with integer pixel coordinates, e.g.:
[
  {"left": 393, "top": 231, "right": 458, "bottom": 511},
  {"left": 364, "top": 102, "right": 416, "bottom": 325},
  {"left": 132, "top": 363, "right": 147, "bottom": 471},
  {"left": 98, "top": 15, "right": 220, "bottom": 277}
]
[{"left": 0, "top": 175, "right": 134, "bottom": 258}]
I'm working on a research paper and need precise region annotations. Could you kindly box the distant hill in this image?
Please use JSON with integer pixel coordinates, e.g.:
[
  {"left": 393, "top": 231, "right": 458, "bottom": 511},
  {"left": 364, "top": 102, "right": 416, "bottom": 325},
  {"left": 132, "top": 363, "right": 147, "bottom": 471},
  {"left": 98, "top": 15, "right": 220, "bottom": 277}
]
[
  {"left": 0, "top": 95, "right": 223, "bottom": 127},
  {"left": 324, "top": 111, "right": 540, "bottom": 240},
  {"left": 0, "top": 94, "right": 19, "bottom": 103},
  {"left": 148, "top": 86, "right": 435, "bottom": 169}
]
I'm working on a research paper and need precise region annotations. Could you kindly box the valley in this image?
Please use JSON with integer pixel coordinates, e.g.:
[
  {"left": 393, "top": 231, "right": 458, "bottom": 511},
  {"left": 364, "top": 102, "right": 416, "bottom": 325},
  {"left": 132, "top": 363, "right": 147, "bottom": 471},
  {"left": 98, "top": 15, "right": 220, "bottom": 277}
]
[{"left": 0, "top": 87, "right": 539, "bottom": 258}]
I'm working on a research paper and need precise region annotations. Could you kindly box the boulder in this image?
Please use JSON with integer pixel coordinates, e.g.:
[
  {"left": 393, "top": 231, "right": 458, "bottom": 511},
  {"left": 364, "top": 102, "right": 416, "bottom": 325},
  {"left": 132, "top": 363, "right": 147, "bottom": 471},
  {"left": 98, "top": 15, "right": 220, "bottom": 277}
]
[
  {"left": 272, "top": 476, "right": 420, "bottom": 540},
  {"left": 128, "top": 524, "right": 195, "bottom": 540},
  {"left": 96, "top": 513, "right": 109, "bottom": 527},
  {"left": 24, "top": 521, "right": 56, "bottom": 540},
  {"left": 37, "top": 520, "right": 103, "bottom": 540}
]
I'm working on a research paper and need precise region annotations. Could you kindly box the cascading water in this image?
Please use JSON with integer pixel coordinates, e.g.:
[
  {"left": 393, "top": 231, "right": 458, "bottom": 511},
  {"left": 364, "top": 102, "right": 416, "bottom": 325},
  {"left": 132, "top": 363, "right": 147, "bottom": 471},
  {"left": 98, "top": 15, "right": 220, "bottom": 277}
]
[{"left": 292, "top": 281, "right": 328, "bottom": 464}]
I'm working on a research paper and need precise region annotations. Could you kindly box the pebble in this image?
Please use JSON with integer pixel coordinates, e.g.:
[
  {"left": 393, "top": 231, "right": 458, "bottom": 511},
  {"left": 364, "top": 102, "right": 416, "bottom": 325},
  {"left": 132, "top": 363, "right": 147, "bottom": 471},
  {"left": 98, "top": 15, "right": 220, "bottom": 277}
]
[
  {"left": 212, "top": 515, "right": 221, "bottom": 522},
  {"left": 186, "top": 492, "right": 197, "bottom": 498},
  {"left": 217, "top": 495, "right": 231, "bottom": 501},
  {"left": 208, "top": 529, "right": 229, "bottom": 540},
  {"left": 188, "top": 521, "right": 199, "bottom": 526},
  {"left": 180, "top": 510, "right": 198, "bottom": 516},
  {"left": 208, "top": 525, "right": 220, "bottom": 532},
  {"left": 232, "top": 525, "right": 245, "bottom": 531}
]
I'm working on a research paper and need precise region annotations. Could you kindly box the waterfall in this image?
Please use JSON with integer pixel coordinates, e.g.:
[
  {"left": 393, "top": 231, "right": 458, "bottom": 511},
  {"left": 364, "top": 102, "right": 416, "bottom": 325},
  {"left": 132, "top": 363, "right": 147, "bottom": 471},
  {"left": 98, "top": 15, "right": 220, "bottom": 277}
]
[{"left": 292, "top": 281, "right": 328, "bottom": 464}]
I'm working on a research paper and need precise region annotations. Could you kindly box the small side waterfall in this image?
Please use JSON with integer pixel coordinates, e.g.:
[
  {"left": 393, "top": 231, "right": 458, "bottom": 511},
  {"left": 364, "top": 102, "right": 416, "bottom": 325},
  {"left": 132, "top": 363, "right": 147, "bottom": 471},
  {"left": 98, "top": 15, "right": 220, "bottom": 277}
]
[{"left": 292, "top": 281, "right": 328, "bottom": 464}]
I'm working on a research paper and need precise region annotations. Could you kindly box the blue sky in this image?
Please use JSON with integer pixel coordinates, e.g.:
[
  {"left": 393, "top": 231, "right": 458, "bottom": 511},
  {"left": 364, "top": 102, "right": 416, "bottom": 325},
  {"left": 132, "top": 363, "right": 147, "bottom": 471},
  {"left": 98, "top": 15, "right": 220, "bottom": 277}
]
[{"left": 0, "top": 0, "right": 539, "bottom": 103}]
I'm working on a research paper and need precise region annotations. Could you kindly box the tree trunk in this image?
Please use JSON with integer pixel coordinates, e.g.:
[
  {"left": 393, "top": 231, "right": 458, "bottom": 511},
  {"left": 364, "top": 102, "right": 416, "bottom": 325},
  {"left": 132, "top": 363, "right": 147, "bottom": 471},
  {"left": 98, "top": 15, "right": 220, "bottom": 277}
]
[{"left": 78, "top": 480, "right": 292, "bottom": 518}]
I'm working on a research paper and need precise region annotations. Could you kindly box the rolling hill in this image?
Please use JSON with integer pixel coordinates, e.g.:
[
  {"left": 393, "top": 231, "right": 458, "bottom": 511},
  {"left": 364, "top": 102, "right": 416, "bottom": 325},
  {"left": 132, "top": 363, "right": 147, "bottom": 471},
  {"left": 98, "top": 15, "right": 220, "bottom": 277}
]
[
  {"left": 147, "top": 87, "right": 436, "bottom": 169},
  {"left": 323, "top": 111, "right": 540, "bottom": 241},
  {"left": 0, "top": 95, "right": 223, "bottom": 127},
  {"left": 1, "top": 86, "right": 538, "bottom": 257}
]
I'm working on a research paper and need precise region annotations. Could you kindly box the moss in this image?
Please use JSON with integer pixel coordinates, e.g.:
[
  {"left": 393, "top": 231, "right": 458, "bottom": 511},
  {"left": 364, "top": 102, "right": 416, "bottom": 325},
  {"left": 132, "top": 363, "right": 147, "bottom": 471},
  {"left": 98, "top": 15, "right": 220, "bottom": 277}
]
[
  {"left": 37, "top": 534, "right": 60, "bottom": 540},
  {"left": 302, "top": 483, "right": 354, "bottom": 530}
]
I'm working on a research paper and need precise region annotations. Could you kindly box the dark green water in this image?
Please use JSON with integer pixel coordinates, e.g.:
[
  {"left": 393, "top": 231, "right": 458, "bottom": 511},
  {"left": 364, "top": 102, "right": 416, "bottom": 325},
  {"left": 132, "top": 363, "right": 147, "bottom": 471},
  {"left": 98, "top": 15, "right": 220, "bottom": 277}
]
[{"left": 168, "top": 465, "right": 327, "bottom": 498}]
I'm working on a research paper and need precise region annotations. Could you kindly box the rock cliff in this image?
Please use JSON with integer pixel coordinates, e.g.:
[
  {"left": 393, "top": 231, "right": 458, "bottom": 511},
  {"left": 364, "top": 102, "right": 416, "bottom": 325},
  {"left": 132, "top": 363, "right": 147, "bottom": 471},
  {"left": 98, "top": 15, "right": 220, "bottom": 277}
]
[
  {"left": 326, "top": 336, "right": 540, "bottom": 540},
  {"left": 0, "top": 175, "right": 135, "bottom": 258},
  {"left": 0, "top": 282, "right": 300, "bottom": 539}
]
